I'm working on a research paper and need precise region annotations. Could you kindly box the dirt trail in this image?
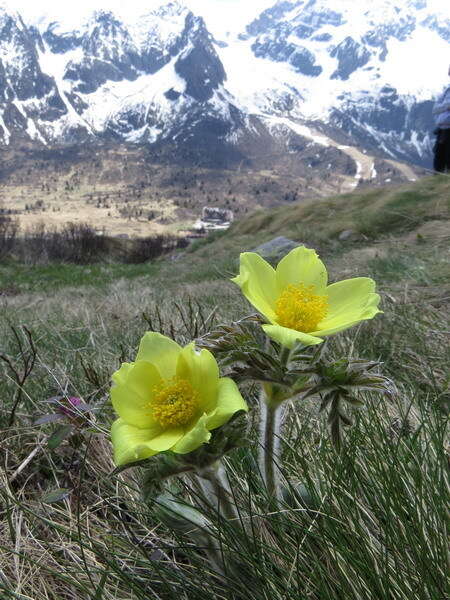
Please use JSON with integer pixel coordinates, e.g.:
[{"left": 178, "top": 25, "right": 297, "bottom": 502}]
[
  {"left": 266, "top": 116, "right": 420, "bottom": 192},
  {"left": 337, "top": 145, "right": 374, "bottom": 180},
  {"left": 266, "top": 117, "right": 374, "bottom": 191},
  {"left": 385, "top": 159, "right": 418, "bottom": 181}
]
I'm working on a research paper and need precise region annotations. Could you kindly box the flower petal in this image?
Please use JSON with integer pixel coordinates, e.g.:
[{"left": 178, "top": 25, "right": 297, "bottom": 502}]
[
  {"left": 309, "top": 307, "right": 381, "bottom": 337},
  {"left": 262, "top": 324, "right": 323, "bottom": 349},
  {"left": 136, "top": 332, "right": 181, "bottom": 380},
  {"left": 111, "top": 361, "right": 163, "bottom": 429},
  {"left": 206, "top": 377, "right": 248, "bottom": 430},
  {"left": 176, "top": 343, "right": 219, "bottom": 412},
  {"left": 111, "top": 362, "right": 134, "bottom": 386},
  {"left": 316, "top": 278, "right": 381, "bottom": 332},
  {"left": 146, "top": 427, "right": 185, "bottom": 452},
  {"left": 171, "top": 414, "right": 211, "bottom": 454},
  {"left": 111, "top": 419, "right": 185, "bottom": 466},
  {"left": 275, "top": 246, "right": 328, "bottom": 294},
  {"left": 111, "top": 418, "right": 159, "bottom": 466},
  {"left": 231, "top": 252, "right": 277, "bottom": 321}
]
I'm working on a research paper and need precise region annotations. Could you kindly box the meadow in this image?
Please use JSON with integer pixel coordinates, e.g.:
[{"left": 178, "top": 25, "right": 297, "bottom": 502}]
[{"left": 0, "top": 176, "right": 449, "bottom": 600}]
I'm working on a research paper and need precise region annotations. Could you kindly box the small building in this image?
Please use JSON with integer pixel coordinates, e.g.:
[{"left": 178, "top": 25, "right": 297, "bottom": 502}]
[{"left": 193, "top": 207, "right": 234, "bottom": 232}]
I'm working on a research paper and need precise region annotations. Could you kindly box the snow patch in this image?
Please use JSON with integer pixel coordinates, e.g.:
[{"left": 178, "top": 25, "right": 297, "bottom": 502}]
[
  {"left": 0, "top": 110, "right": 11, "bottom": 144},
  {"left": 77, "top": 51, "right": 187, "bottom": 134},
  {"left": 264, "top": 116, "right": 330, "bottom": 146},
  {"left": 26, "top": 118, "right": 46, "bottom": 144},
  {"left": 38, "top": 43, "right": 92, "bottom": 134},
  {"left": 382, "top": 27, "right": 450, "bottom": 98}
]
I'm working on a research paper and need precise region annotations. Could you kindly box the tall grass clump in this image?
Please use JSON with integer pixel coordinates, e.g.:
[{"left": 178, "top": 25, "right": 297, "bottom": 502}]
[{"left": 0, "top": 316, "right": 447, "bottom": 599}]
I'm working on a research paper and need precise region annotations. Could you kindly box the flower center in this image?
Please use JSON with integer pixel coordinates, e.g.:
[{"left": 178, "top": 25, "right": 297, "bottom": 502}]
[
  {"left": 275, "top": 283, "right": 328, "bottom": 333},
  {"left": 151, "top": 378, "right": 198, "bottom": 427}
]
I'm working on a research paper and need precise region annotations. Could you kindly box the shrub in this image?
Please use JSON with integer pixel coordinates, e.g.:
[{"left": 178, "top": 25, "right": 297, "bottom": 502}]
[
  {"left": 0, "top": 214, "right": 19, "bottom": 259},
  {"left": 0, "top": 222, "right": 188, "bottom": 265},
  {"left": 19, "top": 222, "right": 108, "bottom": 264},
  {"left": 125, "top": 234, "right": 185, "bottom": 264}
]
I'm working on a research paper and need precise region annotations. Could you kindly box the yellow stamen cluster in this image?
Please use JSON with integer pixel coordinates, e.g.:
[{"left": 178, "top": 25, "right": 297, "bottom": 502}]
[
  {"left": 151, "top": 378, "right": 198, "bottom": 427},
  {"left": 275, "top": 283, "right": 328, "bottom": 333}
]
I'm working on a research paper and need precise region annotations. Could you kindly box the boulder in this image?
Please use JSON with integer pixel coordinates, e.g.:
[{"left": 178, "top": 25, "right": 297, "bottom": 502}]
[
  {"left": 338, "top": 229, "right": 367, "bottom": 242},
  {"left": 250, "top": 236, "right": 301, "bottom": 265}
]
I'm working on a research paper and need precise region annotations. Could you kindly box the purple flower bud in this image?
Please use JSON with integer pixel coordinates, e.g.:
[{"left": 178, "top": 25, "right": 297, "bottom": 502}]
[
  {"left": 58, "top": 397, "right": 84, "bottom": 418},
  {"left": 68, "top": 397, "right": 83, "bottom": 407}
]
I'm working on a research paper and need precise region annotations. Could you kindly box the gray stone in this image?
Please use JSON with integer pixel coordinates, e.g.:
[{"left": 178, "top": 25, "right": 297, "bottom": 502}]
[
  {"left": 251, "top": 236, "right": 301, "bottom": 265},
  {"left": 338, "top": 229, "right": 367, "bottom": 242},
  {"left": 338, "top": 229, "right": 365, "bottom": 242},
  {"left": 338, "top": 229, "right": 356, "bottom": 241}
]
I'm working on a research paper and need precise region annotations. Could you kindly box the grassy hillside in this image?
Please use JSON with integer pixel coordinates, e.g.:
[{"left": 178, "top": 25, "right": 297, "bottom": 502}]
[
  {"left": 193, "top": 172, "right": 450, "bottom": 266},
  {"left": 0, "top": 176, "right": 448, "bottom": 600}
]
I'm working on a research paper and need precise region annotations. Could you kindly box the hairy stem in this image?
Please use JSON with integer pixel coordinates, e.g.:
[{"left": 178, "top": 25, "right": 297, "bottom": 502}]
[
  {"left": 259, "top": 386, "right": 283, "bottom": 504},
  {"left": 197, "top": 462, "right": 238, "bottom": 522},
  {"left": 279, "top": 346, "right": 291, "bottom": 367}
]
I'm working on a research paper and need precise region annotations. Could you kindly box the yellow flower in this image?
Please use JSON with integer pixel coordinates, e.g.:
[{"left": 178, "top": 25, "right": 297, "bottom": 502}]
[
  {"left": 110, "top": 333, "right": 247, "bottom": 466},
  {"left": 231, "top": 246, "right": 381, "bottom": 348}
]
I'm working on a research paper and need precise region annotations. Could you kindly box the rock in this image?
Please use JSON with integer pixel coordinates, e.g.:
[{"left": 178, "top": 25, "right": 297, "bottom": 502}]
[
  {"left": 330, "top": 36, "right": 371, "bottom": 80},
  {"left": 338, "top": 229, "right": 365, "bottom": 242},
  {"left": 250, "top": 236, "right": 301, "bottom": 265}
]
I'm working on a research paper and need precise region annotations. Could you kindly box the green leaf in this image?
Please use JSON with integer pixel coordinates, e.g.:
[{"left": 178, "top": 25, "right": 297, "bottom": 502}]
[
  {"left": 154, "top": 492, "right": 212, "bottom": 534},
  {"left": 93, "top": 569, "right": 109, "bottom": 600},
  {"left": 338, "top": 409, "right": 353, "bottom": 427},
  {"left": 41, "top": 488, "right": 71, "bottom": 503},
  {"left": 344, "top": 395, "right": 365, "bottom": 407},
  {"left": 47, "top": 424, "right": 73, "bottom": 449},
  {"left": 282, "top": 481, "right": 320, "bottom": 509}
]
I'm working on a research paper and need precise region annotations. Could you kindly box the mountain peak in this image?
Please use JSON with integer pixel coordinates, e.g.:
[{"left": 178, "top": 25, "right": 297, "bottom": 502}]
[
  {"left": 152, "top": 1, "right": 189, "bottom": 19},
  {"left": 90, "top": 10, "right": 120, "bottom": 25},
  {"left": 0, "top": 3, "right": 16, "bottom": 22}
]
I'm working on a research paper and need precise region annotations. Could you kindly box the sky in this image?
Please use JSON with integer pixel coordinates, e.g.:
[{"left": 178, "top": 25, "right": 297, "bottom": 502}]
[
  {"left": 6, "top": 0, "right": 276, "bottom": 37},
  {"left": 4, "top": 0, "right": 450, "bottom": 38}
]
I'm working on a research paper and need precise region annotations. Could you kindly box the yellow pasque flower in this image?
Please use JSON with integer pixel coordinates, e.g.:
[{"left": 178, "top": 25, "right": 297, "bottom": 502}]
[
  {"left": 231, "top": 246, "right": 381, "bottom": 348},
  {"left": 110, "top": 332, "right": 247, "bottom": 466}
]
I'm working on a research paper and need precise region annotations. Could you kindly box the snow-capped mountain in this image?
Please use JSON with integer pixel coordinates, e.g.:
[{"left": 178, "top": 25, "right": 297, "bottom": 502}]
[
  {"left": 234, "top": 0, "right": 450, "bottom": 165},
  {"left": 0, "top": 0, "right": 449, "bottom": 167},
  {"left": 0, "top": 2, "right": 238, "bottom": 152}
]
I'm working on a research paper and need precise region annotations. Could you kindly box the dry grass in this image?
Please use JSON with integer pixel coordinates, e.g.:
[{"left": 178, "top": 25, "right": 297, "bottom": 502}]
[
  {"left": 0, "top": 176, "right": 448, "bottom": 599},
  {"left": 0, "top": 277, "right": 447, "bottom": 599}
]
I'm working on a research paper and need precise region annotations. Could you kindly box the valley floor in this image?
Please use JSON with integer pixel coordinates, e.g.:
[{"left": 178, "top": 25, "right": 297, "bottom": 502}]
[{"left": 0, "top": 143, "right": 423, "bottom": 238}]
